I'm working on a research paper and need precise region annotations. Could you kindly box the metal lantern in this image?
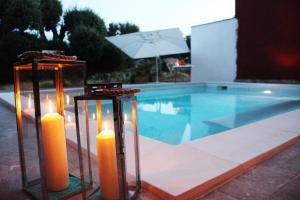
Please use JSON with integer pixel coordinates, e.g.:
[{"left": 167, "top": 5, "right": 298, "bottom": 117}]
[
  {"left": 13, "top": 52, "right": 87, "bottom": 200},
  {"left": 74, "top": 83, "right": 141, "bottom": 199}
]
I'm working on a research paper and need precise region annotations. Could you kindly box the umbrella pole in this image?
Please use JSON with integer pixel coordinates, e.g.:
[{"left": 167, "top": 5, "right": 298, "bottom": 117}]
[{"left": 156, "top": 56, "right": 159, "bottom": 83}]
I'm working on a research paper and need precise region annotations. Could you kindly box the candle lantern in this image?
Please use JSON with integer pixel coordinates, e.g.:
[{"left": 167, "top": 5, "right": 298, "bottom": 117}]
[
  {"left": 74, "top": 83, "right": 141, "bottom": 199},
  {"left": 13, "top": 51, "right": 87, "bottom": 199}
]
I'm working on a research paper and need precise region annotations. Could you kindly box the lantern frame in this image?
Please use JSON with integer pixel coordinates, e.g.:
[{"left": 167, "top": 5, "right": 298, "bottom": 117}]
[
  {"left": 74, "top": 83, "right": 141, "bottom": 199},
  {"left": 13, "top": 58, "right": 87, "bottom": 200}
]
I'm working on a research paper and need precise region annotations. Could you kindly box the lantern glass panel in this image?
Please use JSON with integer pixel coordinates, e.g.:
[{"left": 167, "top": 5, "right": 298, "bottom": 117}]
[
  {"left": 75, "top": 99, "right": 93, "bottom": 187},
  {"left": 36, "top": 69, "right": 58, "bottom": 115},
  {"left": 123, "top": 100, "right": 139, "bottom": 193},
  {"left": 18, "top": 69, "right": 40, "bottom": 185}
]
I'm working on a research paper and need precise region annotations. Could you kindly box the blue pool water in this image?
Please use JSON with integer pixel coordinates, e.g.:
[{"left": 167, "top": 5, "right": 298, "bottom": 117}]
[{"left": 135, "top": 84, "right": 300, "bottom": 145}]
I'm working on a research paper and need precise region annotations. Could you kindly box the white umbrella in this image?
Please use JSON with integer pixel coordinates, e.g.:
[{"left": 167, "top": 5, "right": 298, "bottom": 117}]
[{"left": 106, "top": 28, "right": 190, "bottom": 82}]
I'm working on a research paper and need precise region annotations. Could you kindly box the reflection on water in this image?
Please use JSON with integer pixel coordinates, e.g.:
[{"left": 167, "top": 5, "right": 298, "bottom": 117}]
[
  {"left": 138, "top": 101, "right": 181, "bottom": 115},
  {"left": 137, "top": 92, "right": 300, "bottom": 145}
]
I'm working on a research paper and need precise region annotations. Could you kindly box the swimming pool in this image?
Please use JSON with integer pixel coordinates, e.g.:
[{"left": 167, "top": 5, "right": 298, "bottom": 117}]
[{"left": 135, "top": 83, "right": 300, "bottom": 145}]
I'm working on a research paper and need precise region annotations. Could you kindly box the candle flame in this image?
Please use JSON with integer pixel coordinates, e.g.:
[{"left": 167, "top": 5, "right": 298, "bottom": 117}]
[
  {"left": 48, "top": 100, "right": 53, "bottom": 113},
  {"left": 28, "top": 94, "right": 32, "bottom": 109},
  {"left": 124, "top": 113, "right": 128, "bottom": 122},
  {"left": 106, "top": 109, "right": 110, "bottom": 114},
  {"left": 103, "top": 121, "right": 109, "bottom": 130},
  {"left": 92, "top": 113, "right": 96, "bottom": 120},
  {"left": 66, "top": 95, "right": 70, "bottom": 105},
  {"left": 67, "top": 115, "right": 71, "bottom": 123}
]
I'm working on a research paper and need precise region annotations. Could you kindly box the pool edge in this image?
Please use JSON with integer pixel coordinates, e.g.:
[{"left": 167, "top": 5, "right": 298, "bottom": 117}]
[{"left": 141, "top": 135, "right": 300, "bottom": 200}]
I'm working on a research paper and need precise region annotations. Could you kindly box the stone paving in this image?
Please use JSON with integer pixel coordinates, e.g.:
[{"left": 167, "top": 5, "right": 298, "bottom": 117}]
[{"left": 0, "top": 104, "right": 299, "bottom": 200}]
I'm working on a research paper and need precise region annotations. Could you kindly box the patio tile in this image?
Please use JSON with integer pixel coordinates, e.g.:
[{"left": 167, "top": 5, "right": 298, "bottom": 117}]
[
  {"left": 218, "top": 178, "right": 271, "bottom": 200},
  {"left": 266, "top": 175, "right": 300, "bottom": 200},
  {"left": 136, "top": 190, "right": 160, "bottom": 200},
  {"left": 260, "top": 142, "right": 300, "bottom": 176},
  {"left": 199, "top": 190, "right": 238, "bottom": 200},
  {"left": 235, "top": 165, "right": 291, "bottom": 195}
]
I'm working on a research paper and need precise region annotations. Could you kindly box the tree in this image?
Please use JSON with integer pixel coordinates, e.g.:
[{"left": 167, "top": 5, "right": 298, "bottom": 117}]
[
  {"left": 39, "top": 0, "right": 63, "bottom": 41},
  {"left": 108, "top": 22, "right": 139, "bottom": 36},
  {"left": 107, "top": 23, "right": 119, "bottom": 36},
  {"left": 63, "top": 8, "right": 106, "bottom": 38},
  {"left": 120, "top": 22, "right": 139, "bottom": 34},
  {"left": 1, "top": 0, "right": 41, "bottom": 33},
  {"left": 69, "top": 25, "right": 104, "bottom": 76},
  {"left": 99, "top": 41, "right": 125, "bottom": 72},
  {"left": 0, "top": 2, "right": 141, "bottom": 84},
  {"left": 0, "top": 32, "right": 41, "bottom": 83},
  {"left": 185, "top": 35, "right": 191, "bottom": 49}
]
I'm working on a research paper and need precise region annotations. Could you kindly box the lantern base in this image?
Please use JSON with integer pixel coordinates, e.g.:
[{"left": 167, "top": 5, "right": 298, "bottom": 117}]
[
  {"left": 24, "top": 174, "right": 86, "bottom": 200},
  {"left": 87, "top": 187, "right": 137, "bottom": 200},
  {"left": 86, "top": 187, "right": 102, "bottom": 200}
]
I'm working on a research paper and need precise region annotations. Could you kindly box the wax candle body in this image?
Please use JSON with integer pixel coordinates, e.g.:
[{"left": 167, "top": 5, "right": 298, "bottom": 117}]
[
  {"left": 41, "top": 113, "right": 69, "bottom": 191},
  {"left": 96, "top": 129, "right": 119, "bottom": 199}
]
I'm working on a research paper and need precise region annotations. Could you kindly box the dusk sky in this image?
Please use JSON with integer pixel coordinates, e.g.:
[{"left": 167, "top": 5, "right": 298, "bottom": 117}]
[{"left": 62, "top": 0, "right": 235, "bottom": 35}]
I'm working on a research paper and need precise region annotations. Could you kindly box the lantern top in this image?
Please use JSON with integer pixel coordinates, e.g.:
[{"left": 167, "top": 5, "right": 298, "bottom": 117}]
[
  {"left": 90, "top": 88, "right": 141, "bottom": 96},
  {"left": 13, "top": 51, "right": 86, "bottom": 71},
  {"left": 86, "top": 83, "right": 140, "bottom": 96},
  {"left": 18, "top": 50, "right": 77, "bottom": 62}
]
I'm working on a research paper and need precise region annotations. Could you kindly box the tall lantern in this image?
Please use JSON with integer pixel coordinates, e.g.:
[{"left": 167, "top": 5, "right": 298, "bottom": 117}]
[
  {"left": 74, "top": 83, "right": 141, "bottom": 199},
  {"left": 13, "top": 51, "right": 87, "bottom": 199}
]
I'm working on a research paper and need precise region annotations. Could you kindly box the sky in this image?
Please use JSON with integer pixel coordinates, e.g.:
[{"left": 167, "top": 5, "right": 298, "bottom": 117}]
[{"left": 62, "top": 0, "right": 235, "bottom": 36}]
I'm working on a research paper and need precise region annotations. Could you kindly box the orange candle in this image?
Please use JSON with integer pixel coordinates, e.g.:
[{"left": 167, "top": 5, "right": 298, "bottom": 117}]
[
  {"left": 96, "top": 121, "right": 119, "bottom": 199},
  {"left": 41, "top": 100, "right": 69, "bottom": 191}
]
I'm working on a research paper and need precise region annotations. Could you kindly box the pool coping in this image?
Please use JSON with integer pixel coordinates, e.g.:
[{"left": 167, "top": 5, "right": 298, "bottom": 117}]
[
  {"left": 142, "top": 134, "right": 300, "bottom": 199},
  {"left": 134, "top": 106, "right": 300, "bottom": 199},
  {"left": 0, "top": 84, "right": 300, "bottom": 199}
]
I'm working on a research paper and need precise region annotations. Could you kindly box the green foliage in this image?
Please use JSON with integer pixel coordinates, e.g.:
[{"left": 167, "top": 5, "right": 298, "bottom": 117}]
[
  {"left": 40, "top": 0, "right": 62, "bottom": 32},
  {"left": 0, "top": 32, "right": 41, "bottom": 83},
  {"left": 99, "top": 41, "right": 125, "bottom": 72},
  {"left": 185, "top": 35, "right": 191, "bottom": 49},
  {"left": 108, "top": 22, "right": 140, "bottom": 36},
  {"left": 0, "top": 0, "right": 7, "bottom": 18},
  {"left": 69, "top": 25, "right": 104, "bottom": 76},
  {"left": 1, "top": 0, "right": 41, "bottom": 32},
  {"left": 0, "top": 2, "right": 141, "bottom": 84},
  {"left": 63, "top": 8, "right": 106, "bottom": 36}
]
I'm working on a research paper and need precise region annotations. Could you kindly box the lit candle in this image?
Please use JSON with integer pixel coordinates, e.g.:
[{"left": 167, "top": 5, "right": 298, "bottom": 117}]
[
  {"left": 96, "top": 121, "right": 119, "bottom": 199},
  {"left": 124, "top": 113, "right": 131, "bottom": 128},
  {"left": 41, "top": 100, "right": 69, "bottom": 191},
  {"left": 66, "top": 95, "right": 70, "bottom": 105},
  {"left": 92, "top": 113, "right": 96, "bottom": 120},
  {"left": 24, "top": 94, "right": 34, "bottom": 114},
  {"left": 124, "top": 113, "right": 128, "bottom": 122},
  {"left": 28, "top": 94, "right": 32, "bottom": 109},
  {"left": 67, "top": 115, "right": 71, "bottom": 123},
  {"left": 65, "top": 114, "right": 75, "bottom": 129}
]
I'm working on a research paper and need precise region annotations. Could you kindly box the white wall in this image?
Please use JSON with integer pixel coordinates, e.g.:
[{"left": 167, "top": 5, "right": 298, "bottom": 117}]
[{"left": 191, "top": 18, "right": 238, "bottom": 82}]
